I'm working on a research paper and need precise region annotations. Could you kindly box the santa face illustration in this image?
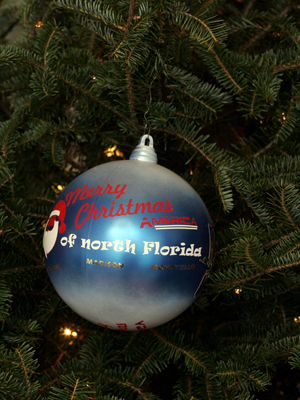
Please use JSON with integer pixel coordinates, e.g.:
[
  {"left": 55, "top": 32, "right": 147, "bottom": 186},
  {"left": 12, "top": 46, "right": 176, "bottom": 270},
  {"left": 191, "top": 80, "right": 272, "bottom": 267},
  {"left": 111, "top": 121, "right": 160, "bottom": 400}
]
[{"left": 43, "top": 200, "right": 66, "bottom": 258}]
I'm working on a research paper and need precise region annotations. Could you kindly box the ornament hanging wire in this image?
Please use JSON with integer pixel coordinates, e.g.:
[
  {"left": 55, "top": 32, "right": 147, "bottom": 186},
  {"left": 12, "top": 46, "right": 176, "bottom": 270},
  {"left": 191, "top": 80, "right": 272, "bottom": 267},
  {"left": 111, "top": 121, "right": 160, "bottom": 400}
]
[
  {"left": 143, "top": 74, "right": 156, "bottom": 143},
  {"left": 143, "top": 49, "right": 169, "bottom": 144}
]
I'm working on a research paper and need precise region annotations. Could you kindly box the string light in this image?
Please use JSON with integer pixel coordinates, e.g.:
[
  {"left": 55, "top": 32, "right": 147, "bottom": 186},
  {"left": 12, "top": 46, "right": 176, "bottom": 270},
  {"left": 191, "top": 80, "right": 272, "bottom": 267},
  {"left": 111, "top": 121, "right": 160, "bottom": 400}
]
[
  {"left": 62, "top": 328, "right": 79, "bottom": 338},
  {"left": 35, "top": 21, "right": 43, "bottom": 28},
  {"left": 116, "top": 148, "right": 124, "bottom": 157},
  {"left": 105, "top": 145, "right": 117, "bottom": 157},
  {"left": 235, "top": 287, "right": 242, "bottom": 295},
  {"left": 91, "top": 75, "right": 97, "bottom": 80},
  {"left": 294, "top": 316, "right": 300, "bottom": 323},
  {"left": 51, "top": 184, "right": 65, "bottom": 192},
  {"left": 104, "top": 145, "right": 124, "bottom": 158},
  {"left": 64, "top": 328, "right": 79, "bottom": 336}
]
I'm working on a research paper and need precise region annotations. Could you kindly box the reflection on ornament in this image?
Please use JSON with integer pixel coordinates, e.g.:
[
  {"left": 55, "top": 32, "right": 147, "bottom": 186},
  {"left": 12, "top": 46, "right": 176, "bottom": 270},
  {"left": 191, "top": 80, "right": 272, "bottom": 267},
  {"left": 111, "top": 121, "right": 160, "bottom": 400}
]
[{"left": 44, "top": 135, "right": 214, "bottom": 330}]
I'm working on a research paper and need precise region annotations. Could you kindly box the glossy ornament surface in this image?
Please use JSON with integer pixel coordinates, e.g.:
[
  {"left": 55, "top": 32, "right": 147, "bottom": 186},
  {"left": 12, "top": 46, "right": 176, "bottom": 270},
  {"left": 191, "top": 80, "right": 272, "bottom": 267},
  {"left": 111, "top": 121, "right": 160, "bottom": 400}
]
[{"left": 43, "top": 135, "right": 213, "bottom": 331}]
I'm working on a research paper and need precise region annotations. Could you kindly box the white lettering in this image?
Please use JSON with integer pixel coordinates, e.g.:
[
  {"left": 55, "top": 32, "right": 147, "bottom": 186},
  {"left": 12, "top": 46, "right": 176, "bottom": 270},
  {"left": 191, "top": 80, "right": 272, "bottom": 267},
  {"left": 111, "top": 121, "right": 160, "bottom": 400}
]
[
  {"left": 113, "top": 240, "right": 124, "bottom": 252},
  {"left": 194, "top": 247, "right": 202, "bottom": 257},
  {"left": 125, "top": 239, "right": 136, "bottom": 254},
  {"left": 101, "top": 241, "right": 112, "bottom": 250},
  {"left": 160, "top": 246, "right": 170, "bottom": 256},
  {"left": 91, "top": 240, "right": 101, "bottom": 250},
  {"left": 154, "top": 241, "right": 160, "bottom": 255},
  {"left": 170, "top": 246, "right": 180, "bottom": 255},
  {"left": 180, "top": 242, "right": 186, "bottom": 256},
  {"left": 143, "top": 241, "right": 155, "bottom": 255},
  {"left": 81, "top": 238, "right": 91, "bottom": 249},
  {"left": 185, "top": 244, "right": 194, "bottom": 256},
  {"left": 60, "top": 237, "right": 68, "bottom": 246},
  {"left": 79, "top": 237, "right": 202, "bottom": 258},
  {"left": 67, "top": 233, "right": 77, "bottom": 247}
]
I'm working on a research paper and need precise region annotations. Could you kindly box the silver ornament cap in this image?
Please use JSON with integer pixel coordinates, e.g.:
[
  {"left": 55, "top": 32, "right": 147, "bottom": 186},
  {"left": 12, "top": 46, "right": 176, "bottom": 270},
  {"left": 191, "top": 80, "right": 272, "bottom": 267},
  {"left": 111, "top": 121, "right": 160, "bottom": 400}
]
[{"left": 129, "top": 134, "right": 157, "bottom": 163}]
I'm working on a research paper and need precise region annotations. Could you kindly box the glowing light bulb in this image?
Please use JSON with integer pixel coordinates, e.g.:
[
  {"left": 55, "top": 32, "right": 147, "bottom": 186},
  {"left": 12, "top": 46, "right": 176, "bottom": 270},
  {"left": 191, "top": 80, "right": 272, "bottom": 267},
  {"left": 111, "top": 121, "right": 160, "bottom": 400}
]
[
  {"left": 35, "top": 21, "right": 43, "bottom": 28},
  {"left": 235, "top": 287, "right": 242, "bottom": 294},
  {"left": 104, "top": 145, "right": 117, "bottom": 157},
  {"left": 115, "top": 149, "right": 124, "bottom": 158},
  {"left": 64, "top": 328, "right": 71, "bottom": 335},
  {"left": 72, "top": 331, "right": 78, "bottom": 337}
]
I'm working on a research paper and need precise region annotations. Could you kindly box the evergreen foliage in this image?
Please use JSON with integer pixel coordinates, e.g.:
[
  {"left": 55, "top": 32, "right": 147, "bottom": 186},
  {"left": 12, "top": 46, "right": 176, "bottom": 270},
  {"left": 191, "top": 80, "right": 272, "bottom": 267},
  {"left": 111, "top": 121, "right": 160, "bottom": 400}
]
[{"left": 1, "top": 0, "right": 300, "bottom": 398}]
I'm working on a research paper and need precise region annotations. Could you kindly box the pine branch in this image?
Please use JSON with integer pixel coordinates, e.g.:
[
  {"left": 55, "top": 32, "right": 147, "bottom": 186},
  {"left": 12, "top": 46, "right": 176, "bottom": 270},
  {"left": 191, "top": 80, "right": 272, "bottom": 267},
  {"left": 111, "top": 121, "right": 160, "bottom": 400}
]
[
  {"left": 280, "top": 185, "right": 297, "bottom": 230},
  {"left": 54, "top": 0, "right": 126, "bottom": 32},
  {"left": 208, "top": 47, "right": 244, "bottom": 94},
  {"left": 152, "top": 330, "right": 208, "bottom": 374},
  {"left": 168, "top": 6, "right": 228, "bottom": 48},
  {"left": 0, "top": 200, "right": 40, "bottom": 252},
  {"left": 51, "top": 68, "right": 138, "bottom": 130},
  {"left": 253, "top": 96, "right": 296, "bottom": 159},
  {"left": 242, "top": 0, "right": 257, "bottom": 18},
  {"left": 211, "top": 258, "right": 300, "bottom": 292},
  {"left": 127, "top": 0, "right": 135, "bottom": 28},
  {"left": 174, "top": 11, "right": 220, "bottom": 44},
  {"left": 133, "top": 353, "right": 155, "bottom": 378},
  {"left": 213, "top": 164, "right": 234, "bottom": 212},
  {"left": 165, "top": 85, "right": 216, "bottom": 114},
  {"left": 195, "top": 0, "right": 226, "bottom": 17},
  {"left": 241, "top": 5, "right": 292, "bottom": 52},
  {"left": 157, "top": 127, "right": 214, "bottom": 165},
  {"left": 125, "top": 67, "right": 136, "bottom": 121},
  {"left": 0, "top": 281, "right": 12, "bottom": 321},
  {"left": 0, "top": 171, "right": 14, "bottom": 190},
  {"left": 277, "top": 21, "right": 300, "bottom": 49}
]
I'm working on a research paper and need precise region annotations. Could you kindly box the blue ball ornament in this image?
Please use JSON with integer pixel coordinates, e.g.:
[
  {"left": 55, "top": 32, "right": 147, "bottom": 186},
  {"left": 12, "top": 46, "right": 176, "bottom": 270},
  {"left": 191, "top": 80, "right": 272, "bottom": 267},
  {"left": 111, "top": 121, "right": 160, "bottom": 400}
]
[{"left": 43, "top": 135, "right": 214, "bottom": 331}]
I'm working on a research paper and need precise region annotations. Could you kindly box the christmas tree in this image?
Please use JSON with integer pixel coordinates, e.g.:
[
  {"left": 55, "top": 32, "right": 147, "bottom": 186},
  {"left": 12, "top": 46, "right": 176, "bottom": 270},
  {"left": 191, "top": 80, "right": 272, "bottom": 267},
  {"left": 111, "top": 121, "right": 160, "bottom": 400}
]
[{"left": 1, "top": 0, "right": 300, "bottom": 398}]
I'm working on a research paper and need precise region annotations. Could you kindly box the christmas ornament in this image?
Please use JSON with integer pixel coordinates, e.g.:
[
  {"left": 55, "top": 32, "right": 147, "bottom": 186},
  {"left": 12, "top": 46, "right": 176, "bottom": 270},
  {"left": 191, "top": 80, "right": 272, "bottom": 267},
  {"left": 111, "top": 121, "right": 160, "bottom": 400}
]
[{"left": 43, "top": 135, "right": 214, "bottom": 331}]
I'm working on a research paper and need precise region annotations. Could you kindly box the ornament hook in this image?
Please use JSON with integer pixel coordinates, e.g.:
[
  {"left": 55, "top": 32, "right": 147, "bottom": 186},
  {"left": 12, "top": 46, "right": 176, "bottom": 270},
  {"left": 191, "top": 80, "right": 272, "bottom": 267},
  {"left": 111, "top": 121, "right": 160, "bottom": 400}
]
[{"left": 129, "top": 134, "right": 157, "bottom": 163}]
